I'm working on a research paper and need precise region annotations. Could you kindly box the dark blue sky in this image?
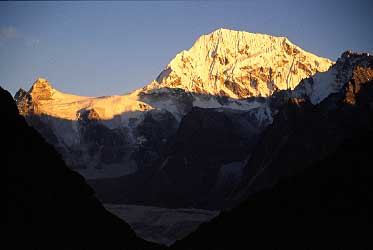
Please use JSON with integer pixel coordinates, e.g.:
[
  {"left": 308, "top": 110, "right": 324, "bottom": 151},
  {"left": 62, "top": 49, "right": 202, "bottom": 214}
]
[{"left": 1, "top": 0, "right": 372, "bottom": 96}]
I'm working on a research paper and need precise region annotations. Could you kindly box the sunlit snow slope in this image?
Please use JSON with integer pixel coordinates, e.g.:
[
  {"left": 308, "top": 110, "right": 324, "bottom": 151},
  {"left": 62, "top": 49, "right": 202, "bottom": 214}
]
[
  {"left": 18, "top": 78, "right": 152, "bottom": 121},
  {"left": 148, "top": 28, "right": 333, "bottom": 98}
]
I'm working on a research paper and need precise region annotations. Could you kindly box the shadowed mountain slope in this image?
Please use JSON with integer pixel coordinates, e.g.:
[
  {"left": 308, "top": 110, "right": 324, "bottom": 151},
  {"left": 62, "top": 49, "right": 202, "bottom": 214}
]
[
  {"left": 3, "top": 87, "right": 161, "bottom": 250},
  {"left": 170, "top": 130, "right": 373, "bottom": 249},
  {"left": 232, "top": 52, "right": 373, "bottom": 205},
  {"left": 169, "top": 64, "right": 373, "bottom": 249}
]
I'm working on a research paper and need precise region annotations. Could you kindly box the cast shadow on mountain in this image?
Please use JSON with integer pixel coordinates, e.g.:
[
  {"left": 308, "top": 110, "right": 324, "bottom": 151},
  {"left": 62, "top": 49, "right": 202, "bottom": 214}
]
[{"left": 3, "top": 87, "right": 163, "bottom": 249}]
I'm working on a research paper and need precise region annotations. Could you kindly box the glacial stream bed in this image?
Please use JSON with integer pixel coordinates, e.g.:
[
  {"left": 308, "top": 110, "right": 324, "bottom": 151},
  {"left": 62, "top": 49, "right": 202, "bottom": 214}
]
[{"left": 104, "top": 204, "right": 219, "bottom": 246}]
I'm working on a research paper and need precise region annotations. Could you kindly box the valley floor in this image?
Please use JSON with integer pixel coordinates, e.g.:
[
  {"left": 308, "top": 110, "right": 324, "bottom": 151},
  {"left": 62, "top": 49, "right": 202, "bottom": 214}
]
[{"left": 104, "top": 204, "right": 218, "bottom": 246}]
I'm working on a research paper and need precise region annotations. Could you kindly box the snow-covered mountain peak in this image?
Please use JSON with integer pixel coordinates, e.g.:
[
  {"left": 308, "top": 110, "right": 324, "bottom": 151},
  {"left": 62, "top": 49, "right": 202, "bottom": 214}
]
[
  {"left": 30, "top": 77, "right": 52, "bottom": 89},
  {"left": 293, "top": 51, "right": 373, "bottom": 104},
  {"left": 29, "top": 78, "right": 54, "bottom": 98},
  {"left": 34, "top": 77, "right": 49, "bottom": 84},
  {"left": 16, "top": 78, "right": 153, "bottom": 121},
  {"left": 152, "top": 29, "right": 333, "bottom": 99}
]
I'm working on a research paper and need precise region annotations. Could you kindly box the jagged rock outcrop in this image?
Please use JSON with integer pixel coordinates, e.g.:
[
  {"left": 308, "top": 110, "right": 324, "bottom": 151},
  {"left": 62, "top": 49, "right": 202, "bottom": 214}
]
[{"left": 13, "top": 87, "right": 27, "bottom": 103}]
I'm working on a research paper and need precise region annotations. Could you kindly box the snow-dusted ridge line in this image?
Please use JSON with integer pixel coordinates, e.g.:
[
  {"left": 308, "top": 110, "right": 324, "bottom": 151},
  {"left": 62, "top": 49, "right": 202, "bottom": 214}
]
[
  {"left": 18, "top": 29, "right": 334, "bottom": 123},
  {"left": 23, "top": 78, "right": 153, "bottom": 121}
]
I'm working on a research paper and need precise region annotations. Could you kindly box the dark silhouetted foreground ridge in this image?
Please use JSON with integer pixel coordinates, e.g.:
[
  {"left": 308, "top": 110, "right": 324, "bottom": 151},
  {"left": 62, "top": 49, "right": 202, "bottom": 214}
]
[{"left": 3, "top": 86, "right": 161, "bottom": 249}]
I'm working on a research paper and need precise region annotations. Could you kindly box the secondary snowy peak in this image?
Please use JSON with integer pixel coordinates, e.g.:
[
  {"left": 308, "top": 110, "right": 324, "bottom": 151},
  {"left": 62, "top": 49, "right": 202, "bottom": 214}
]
[
  {"left": 293, "top": 51, "right": 373, "bottom": 104},
  {"left": 29, "top": 78, "right": 53, "bottom": 96},
  {"left": 17, "top": 78, "right": 153, "bottom": 121},
  {"left": 150, "top": 28, "right": 333, "bottom": 98}
]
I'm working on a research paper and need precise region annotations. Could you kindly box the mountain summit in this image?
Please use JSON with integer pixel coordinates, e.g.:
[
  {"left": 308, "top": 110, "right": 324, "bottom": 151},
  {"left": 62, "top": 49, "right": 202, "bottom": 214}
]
[{"left": 148, "top": 28, "right": 333, "bottom": 98}]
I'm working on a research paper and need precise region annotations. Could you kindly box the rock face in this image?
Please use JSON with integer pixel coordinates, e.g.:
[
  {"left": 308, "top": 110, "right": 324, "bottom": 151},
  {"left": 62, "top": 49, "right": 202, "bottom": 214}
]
[
  {"left": 150, "top": 28, "right": 333, "bottom": 98},
  {"left": 2, "top": 87, "right": 160, "bottom": 250},
  {"left": 13, "top": 87, "right": 27, "bottom": 103},
  {"left": 91, "top": 106, "right": 270, "bottom": 209}
]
